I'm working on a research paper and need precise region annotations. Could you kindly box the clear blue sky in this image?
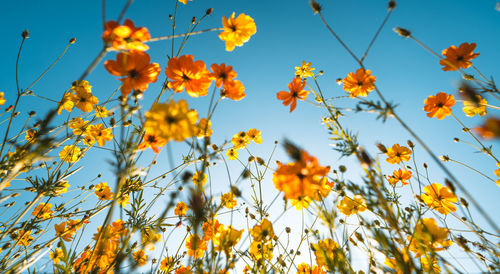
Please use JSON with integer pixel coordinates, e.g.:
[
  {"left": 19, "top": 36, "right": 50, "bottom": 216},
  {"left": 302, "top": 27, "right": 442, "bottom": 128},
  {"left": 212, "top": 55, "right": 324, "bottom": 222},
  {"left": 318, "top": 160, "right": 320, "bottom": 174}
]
[{"left": 1, "top": 0, "right": 499, "bottom": 271}]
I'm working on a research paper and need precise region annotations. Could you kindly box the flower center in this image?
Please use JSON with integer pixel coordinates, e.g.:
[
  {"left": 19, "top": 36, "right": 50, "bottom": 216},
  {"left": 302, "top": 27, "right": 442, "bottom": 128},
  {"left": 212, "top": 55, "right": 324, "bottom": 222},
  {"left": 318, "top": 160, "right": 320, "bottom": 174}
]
[{"left": 129, "top": 69, "right": 139, "bottom": 79}]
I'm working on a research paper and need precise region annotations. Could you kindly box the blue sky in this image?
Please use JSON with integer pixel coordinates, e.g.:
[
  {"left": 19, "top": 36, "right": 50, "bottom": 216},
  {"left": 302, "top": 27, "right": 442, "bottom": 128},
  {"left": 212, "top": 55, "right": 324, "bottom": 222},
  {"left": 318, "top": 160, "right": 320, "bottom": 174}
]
[{"left": 1, "top": 0, "right": 499, "bottom": 272}]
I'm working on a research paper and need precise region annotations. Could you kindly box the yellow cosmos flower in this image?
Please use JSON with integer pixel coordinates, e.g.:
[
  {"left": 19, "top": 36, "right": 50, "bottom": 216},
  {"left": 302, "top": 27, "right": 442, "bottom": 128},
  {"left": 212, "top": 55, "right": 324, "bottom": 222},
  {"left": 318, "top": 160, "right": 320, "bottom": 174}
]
[
  {"left": 71, "top": 81, "right": 98, "bottom": 112},
  {"left": 174, "top": 201, "right": 188, "bottom": 216},
  {"left": 226, "top": 148, "right": 238, "bottom": 160},
  {"left": 462, "top": 95, "right": 487, "bottom": 117},
  {"left": 196, "top": 118, "right": 213, "bottom": 138},
  {"left": 133, "top": 249, "right": 147, "bottom": 267},
  {"left": 420, "top": 183, "right": 457, "bottom": 215},
  {"left": 142, "top": 227, "right": 162, "bottom": 251},
  {"left": 32, "top": 202, "right": 54, "bottom": 219},
  {"left": 88, "top": 124, "right": 113, "bottom": 146},
  {"left": 221, "top": 192, "right": 237, "bottom": 209},
  {"left": 213, "top": 225, "right": 243, "bottom": 255},
  {"left": 295, "top": 61, "right": 315, "bottom": 78},
  {"left": 25, "top": 129, "right": 37, "bottom": 144},
  {"left": 250, "top": 218, "right": 274, "bottom": 242},
  {"left": 94, "top": 106, "right": 110, "bottom": 118},
  {"left": 337, "top": 195, "right": 367, "bottom": 216},
  {"left": 95, "top": 182, "right": 114, "bottom": 200},
  {"left": 296, "top": 263, "right": 325, "bottom": 274},
  {"left": 160, "top": 256, "right": 174, "bottom": 272},
  {"left": 408, "top": 218, "right": 452, "bottom": 257},
  {"left": 186, "top": 234, "right": 206, "bottom": 258},
  {"left": 57, "top": 93, "right": 74, "bottom": 115},
  {"left": 246, "top": 128, "right": 262, "bottom": 143},
  {"left": 312, "top": 238, "right": 342, "bottom": 271},
  {"left": 59, "top": 145, "right": 81, "bottom": 163},
  {"left": 15, "top": 230, "right": 34, "bottom": 246},
  {"left": 144, "top": 100, "right": 199, "bottom": 142},
  {"left": 192, "top": 171, "right": 207, "bottom": 187},
  {"left": 50, "top": 248, "right": 64, "bottom": 264},
  {"left": 249, "top": 240, "right": 273, "bottom": 261},
  {"left": 0, "top": 92, "right": 6, "bottom": 105},
  {"left": 219, "top": 12, "right": 257, "bottom": 51},
  {"left": 385, "top": 144, "right": 412, "bottom": 164}
]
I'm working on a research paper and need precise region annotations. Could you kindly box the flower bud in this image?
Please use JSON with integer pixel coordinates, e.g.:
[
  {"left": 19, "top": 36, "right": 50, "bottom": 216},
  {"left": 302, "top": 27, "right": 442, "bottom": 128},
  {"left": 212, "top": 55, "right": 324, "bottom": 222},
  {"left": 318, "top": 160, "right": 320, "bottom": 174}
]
[{"left": 393, "top": 27, "right": 411, "bottom": 38}]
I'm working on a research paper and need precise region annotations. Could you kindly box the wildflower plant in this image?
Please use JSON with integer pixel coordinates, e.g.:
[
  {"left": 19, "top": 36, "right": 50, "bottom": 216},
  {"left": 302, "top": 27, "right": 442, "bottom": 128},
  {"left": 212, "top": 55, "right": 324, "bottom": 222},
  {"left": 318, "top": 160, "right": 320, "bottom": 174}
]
[{"left": 0, "top": 0, "right": 499, "bottom": 273}]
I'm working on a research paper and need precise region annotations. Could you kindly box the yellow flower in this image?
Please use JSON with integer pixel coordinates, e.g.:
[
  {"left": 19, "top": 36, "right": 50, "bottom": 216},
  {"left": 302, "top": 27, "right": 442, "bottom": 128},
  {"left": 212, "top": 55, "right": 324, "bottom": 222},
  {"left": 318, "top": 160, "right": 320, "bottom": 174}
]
[
  {"left": 192, "top": 171, "right": 207, "bottom": 187},
  {"left": 15, "top": 230, "right": 33, "bottom": 246},
  {"left": 94, "top": 106, "right": 110, "bottom": 118},
  {"left": 420, "top": 256, "right": 441, "bottom": 273},
  {"left": 54, "top": 220, "right": 82, "bottom": 242},
  {"left": 296, "top": 263, "right": 325, "bottom": 274},
  {"left": 95, "top": 182, "right": 114, "bottom": 200},
  {"left": 221, "top": 192, "right": 237, "bottom": 209},
  {"left": 0, "top": 92, "right": 6, "bottom": 105},
  {"left": 174, "top": 201, "right": 188, "bottom": 216},
  {"left": 231, "top": 131, "right": 250, "bottom": 149},
  {"left": 68, "top": 118, "right": 90, "bottom": 136},
  {"left": 213, "top": 225, "right": 243, "bottom": 255},
  {"left": 178, "top": 0, "right": 192, "bottom": 4},
  {"left": 59, "top": 145, "right": 81, "bottom": 163},
  {"left": 25, "top": 129, "right": 37, "bottom": 144},
  {"left": 246, "top": 128, "right": 262, "bottom": 144},
  {"left": 32, "top": 202, "right": 53, "bottom": 219},
  {"left": 226, "top": 148, "right": 238, "bottom": 160},
  {"left": 88, "top": 123, "right": 113, "bottom": 146},
  {"left": 196, "top": 118, "right": 213, "bottom": 138},
  {"left": 50, "top": 248, "right": 64, "bottom": 264},
  {"left": 175, "top": 266, "right": 192, "bottom": 274},
  {"left": 385, "top": 144, "right": 412, "bottom": 164},
  {"left": 250, "top": 218, "right": 274, "bottom": 242},
  {"left": 142, "top": 227, "right": 161, "bottom": 250},
  {"left": 186, "top": 234, "right": 206, "bottom": 258},
  {"left": 421, "top": 183, "right": 457, "bottom": 214},
  {"left": 290, "top": 196, "right": 312, "bottom": 210},
  {"left": 202, "top": 219, "right": 222, "bottom": 241},
  {"left": 408, "top": 218, "right": 452, "bottom": 257},
  {"left": 133, "top": 249, "right": 148, "bottom": 267},
  {"left": 54, "top": 180, "right": 70, "bottom": 195},
  {"left": 71, "top": 81, "right": 98, "bottom": 112},
  {"left": 337, "top": 195, "right": 367, "bottom": 216},
  {"left": 144, "top": 100, "right": 199, "bottom": 142},
  {"left": 342, "top": 68, "right": 376, "bottom": 97},
  {"left": 295, "top": 61, "right": 315, "bottom": 78},
  {"left": 462, "top": 95, "right": 487, "bottom": 117},
  {"left": 219, "top": 12, "right": 257, "bottom": 51},
  {"left": 384, "top": 248, "right": 411, "bottom": 273},
  {"left": 160, "top": 256, "right": 174, "bottom": 272},
  {"left": 312, "top": 238, "right": 341, "bottom": 271},
  {"left": 118, "top": 193, "right": 130, "bottom": 207},
  {"left": 249, "top": 240, "right": 273, "bottom": 261},
  {"left": 57, "top": 93, "right": 74, "bottom": 115}
]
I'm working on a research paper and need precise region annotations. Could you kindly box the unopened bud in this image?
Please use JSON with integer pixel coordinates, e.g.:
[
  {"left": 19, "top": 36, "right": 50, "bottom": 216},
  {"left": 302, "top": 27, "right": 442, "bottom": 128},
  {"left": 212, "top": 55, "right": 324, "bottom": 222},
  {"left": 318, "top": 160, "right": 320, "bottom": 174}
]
[
  {"left": 388, "top": 0, "right": 396, "bottom": 10},
  {"left": 192, "top": 17, "right": 196, "bottom": 23},
  {"left": 439, "top": 155, "right": 450, "bottom": 162},
  {"left": 69, "top": 37, "right": 76, "bottom": 44},
  {"left": 22, "top": 30, "right": 29, "bottom": 39},
  {"left": 376, "top": 143, "right": 387, "bottom": 153},
  {"left": 393, "top": 27, "right": 411, "bottom": 38},
  {"left": 407, "top": 140, "right": 414, "bottom": 148},
  {"left": 310, "top": 0, "right": 322, "bottom": 14},
  {"left": 206, "top": 8, "right": 213, "bottom": 15},
  {"left": 460, "top": 198, "right": 469, "bottom": 208},
  {"left": 445, "top": 179, "right": 455, "bottom": 193}
]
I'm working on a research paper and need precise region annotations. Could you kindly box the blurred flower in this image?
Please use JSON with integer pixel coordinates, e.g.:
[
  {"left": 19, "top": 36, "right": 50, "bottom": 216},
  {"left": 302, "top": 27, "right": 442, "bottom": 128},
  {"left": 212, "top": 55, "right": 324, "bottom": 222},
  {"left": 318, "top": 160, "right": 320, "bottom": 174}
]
[
  {"left": 174, "top": 201, "right": 188, "bottom": 216},
  {"left": 104, "top": 50, "right": 161, "bottom": 97},
  {"left": 337, "top": 195, "right": 367, "bottom": 216},
  {"left": 250, "top": 219, "right": 274, "bottom": 242},
  {"left": 213, "top": 225, "right": 243, "bottom": 255},
  {"left": 221, "top": 79, "right": 246, "bottom": 101},
  {"left": 175, "top": 266, "right": 192, "bottom": 274},
  {"left": 186, "top": 234, "right": 206, "bottom": 258},
  {"left": 0, "top": 92, "right": 5, "bottom": 105},
  {"left": 440, "top": 42, "right": 479, "bottom": 71},
  {"left": 50, "top": 248, "right": 64, "bottom": 264},
  {"left": 387, "top": 169, "right": 412, "bottom": 186},
  {"left": 54, "top": 219, "right": 82, "bottom": 242},
  {"left": 94, "top": 106, "right": 110, "bottom": 118},
  {"left": 133, "top": 249, "right": 147, "bottom": 266},
  {"left": 219, "top": 12, "right": 257, "bottom": 51},
  {"left": 474, "top": 117, "right": 500, "bottom": 139},
  {"left": 57, "top": 93, "right": 74, "bottom": 114},
  {"left": 273, "top": 150, "right": 330, "bottom": 200},
  {"left": 25, "top": 129, "right": 37, "bottom": 144},
  {"left": 69, "top": 118, "right": 90, "bottom": 136},
  {"left": 342, "top": 68, "right": 376, "bottom": 97},
  {"left": 246, "top": 128, "right": 262, "bottom": 143},
  {"left": 420, "top": 256, "right": 441, "bottom": 273},
  {"left": 221, "top": 192, "right": 237, "bottom": 209},
  {"left": 231, "top": 131, "right": 250, "bottom": 149},
  {"left": 118, "top": 193, "right": 130, "bottom": 207},
  {"left": 421, "top": 183, "right": 457, "bottom": 215},
  {"left": 408, "top": 218, "right": 452, "bottom": 257},
  {"left": 424, "top": 92, "right": 455, "bottom": 120},
  {"left": 15, "top": 229, "right": 33, "bottom": 246},
  {"left": 165, "top": 55, "right": 212, "bottom": 97},
  {"left": 192, "top": 171, "right": 207, "bottom": 187},
  {"left": 144, "top": 100, "right": 199, "bottom": 142},
  {"left": 296, "top": 263, "right": 325, "bottom": 274},
  {"left": 72, "top": 81, "right": 99, "bottom": 112},
  {"left": 384, "top": 248, "right": 411, "bottom": 273},
  {"left": 141, "top": 227, "right": 161, "bottom": 251},
  {"left": 32, "top": 202, "right": 53, "bottom": 219},
  {"left": 249, "top": 240, "right": 273, "bottom": 261},
  {"left": 462, "top": 94, "right": 487, "bottom": 117},
  {"left": 385, "top": 144, "right": 412, "bottom": 164},
  {"left": 160, "top": 257, "right": 174, "bottom": 272},
  {"left": 196, "top": 118, "right": 213, "bottom": 138},
  {"left": 138, "top": 133, "right": 166, "bottom": 153},
  {"left": 277, "top": 77, "right": 309, "bottom": 112},
  {"left": 202, "top": 219, "right": 222, "bottom": 241},
  {"left": 312, "top": 238, "right": 341, "bottom": 271},
  {"left": 59, "top": 145, "right": 81, "bottom": 163},
  {"left": 178, "top": 0, "right": 192, "bottom": 4},
  {"left": 95, "top": 182, "right": 114, "bottom": 201},
  {"left": 102, "top": 19, "right": 150, "bottom": 51},
  {"left": 290, "top": 196, "right": 312, "bottom": 210}
]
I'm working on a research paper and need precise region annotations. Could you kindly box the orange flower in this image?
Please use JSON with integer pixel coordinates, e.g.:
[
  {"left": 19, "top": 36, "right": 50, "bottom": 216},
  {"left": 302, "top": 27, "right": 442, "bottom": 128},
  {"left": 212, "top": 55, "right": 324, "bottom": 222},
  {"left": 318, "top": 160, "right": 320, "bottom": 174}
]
[
  {"left": 211, "top": 63, "right": 237, "bottom": 88},
  {"left": 104, "top": 50, "right": 161, "bottom": 97},
  {"left": 385, "top": 144, "right": 412, "bottom": 164},
  {"left": 272, "top": 150, "right": 330, "bottom": 200},
  {"left": 342, "top": 68, "right": 376, "bottom": 97},
  {"left": 165, "top": 55, "right": 212, "bottom": 97},
  {"left": 219, "top": 13, "right": 257, "bottom": 51},
  {"left": 138, "top": 133, "right": 166, "bottom": 153},
  {"left": 186, "top": 234, "right": 206, "bottom": 258},
  {"left": 387, "top": 169, "right": 412, "bottom": 186},
  {"left": 102, "top": 19, "right": 151, "bottom": 51},
  {"left": 222, "top": 80, "right": 246, "bottom": 101},
  {"left": 440, "top": 42, "right": 479, "bottom": 71},
  {"left": 277, "top": 77, "right": 309, "bottom": 112},
  {"left": 421, "top": 183, "right": 458, "bottom": 215},
  {"left": 88, "top": 124, "right": 113, "bottom": 146},
  {"left": 174, "top": 201, "right": 188, "bottom": 216},
  {"left": 423, "top": 92, "right": 455, "bottom": 120},
  {"left": 474, "top": 117, "right": 500, "bottom": 139}
]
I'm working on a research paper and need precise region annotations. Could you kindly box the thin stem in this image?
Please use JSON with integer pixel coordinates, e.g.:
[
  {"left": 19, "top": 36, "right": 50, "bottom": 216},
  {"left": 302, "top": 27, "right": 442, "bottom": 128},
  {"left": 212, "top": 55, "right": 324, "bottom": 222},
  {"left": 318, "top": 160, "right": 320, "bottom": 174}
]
[
  {"left": 146, "top": 27, "right": 223, "bottom": 43},
  {"left": 360, "top": 10, "right": 393, "bottom": 63},
  {"left": 78, "top": 47, "right": 108, "bottom": 81}
]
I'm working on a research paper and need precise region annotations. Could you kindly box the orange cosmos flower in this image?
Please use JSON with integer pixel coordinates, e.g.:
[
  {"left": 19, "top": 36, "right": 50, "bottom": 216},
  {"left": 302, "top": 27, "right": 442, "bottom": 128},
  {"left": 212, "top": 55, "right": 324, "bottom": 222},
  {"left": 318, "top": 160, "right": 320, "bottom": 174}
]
[
  {"left": 104, "top": 50, "right": 161, "bottom": 97},
  {"left": 342, "top": 68, "right": 376, "bottom": 97},
  {"left": 219, "top": 13, "right": 257, "bottom": 51},
  {"left": 277, "top": 77, "right": 309, "bottom": 112},
  {"left": 88, "top": 124, "right": 113, "bottom": 146},
  {"left": 211, "top": 63, "right": 237, "bottom": 88},
  {"left": 385, "top": 144, "right": 412, "bottom": 164},
  {"left": 272, "top": 150, "right": 330, "bottom": 200},
  {"left": 102, "top": 19, "right": 151, "bottom": 51},
  {"left": 165, "top": 55, "right": 212, "bottom": 97},
  {"left": 138, "top": 133, "right": 166, "bottom": 153},
  {"left": 387, "top": 168, "right": 412, "bottom": 185},
  {"left": 474, "top": 117, "right": 500, "bottom": 139},
  {"left": 423, "top": 92, "right": 455, "bottom": 120},
  {"left": 186, "top": 234, "right": 206, "bottom": 258},
  {"left": 222, "top": 79, "right": 246, "bottom": 101},
  {"left": 440, "top": 42, "right": 479, "bottom": 71},
  {"left": 421, "top": 183, "right": 458, "bottom": 215}
]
